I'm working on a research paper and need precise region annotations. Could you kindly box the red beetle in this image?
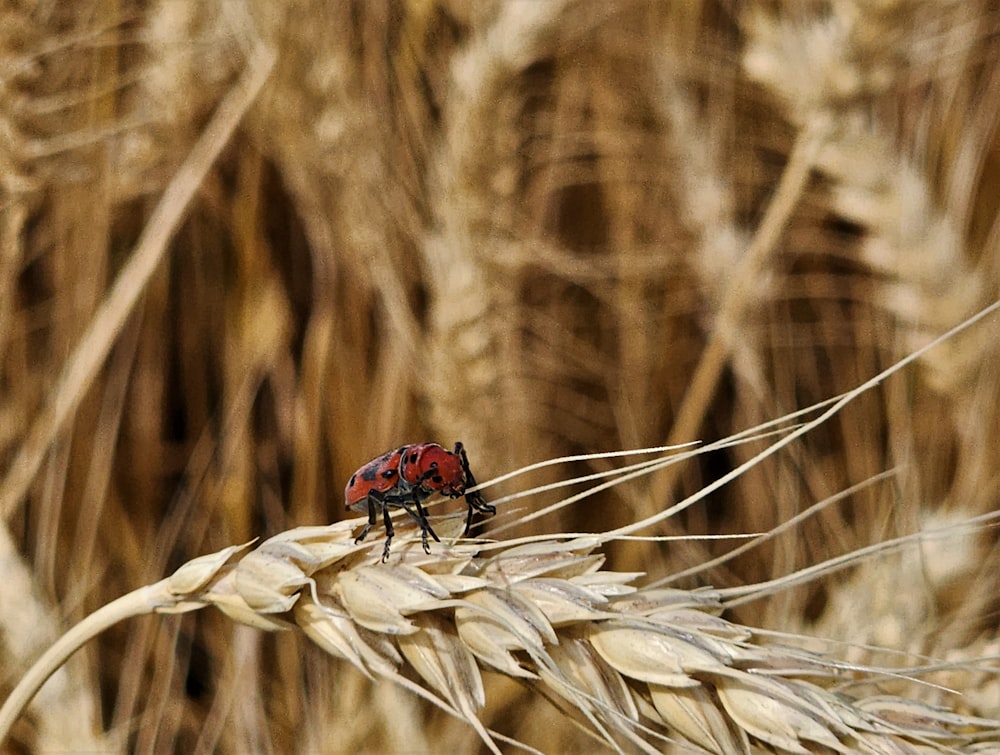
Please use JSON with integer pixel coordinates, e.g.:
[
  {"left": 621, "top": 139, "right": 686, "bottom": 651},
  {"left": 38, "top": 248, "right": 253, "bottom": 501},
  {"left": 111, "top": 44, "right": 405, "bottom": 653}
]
[{"left": 345, "top": 442, "right": 495, "bottom": 561}]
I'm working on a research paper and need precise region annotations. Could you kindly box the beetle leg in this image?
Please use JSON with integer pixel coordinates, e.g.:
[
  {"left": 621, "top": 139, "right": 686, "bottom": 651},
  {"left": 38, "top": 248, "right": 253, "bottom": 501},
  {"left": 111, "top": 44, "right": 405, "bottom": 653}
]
[
  {"left": 354, "top": 492, "right": 380, "bottom": 544},
  {"left": 380, "top": 496, "right": 395, "bottom": 562},
  {"left": 401, "top": 503, "right": 431, "bottom": 554},
  {"left": 455, "top": 442, "right": 496, "bottom": 535},
  {"left": 410, "top": 498, "right": 441, "bottom": 553},
  {"left": 381, "top": 491, "right": 440, "bottom": 556}
]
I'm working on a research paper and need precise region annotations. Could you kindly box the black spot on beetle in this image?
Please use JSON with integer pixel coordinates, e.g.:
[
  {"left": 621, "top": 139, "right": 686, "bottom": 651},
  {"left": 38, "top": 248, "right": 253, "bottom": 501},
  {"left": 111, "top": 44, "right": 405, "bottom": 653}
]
[
  {"left": 349, "top": 473, "right": 357, "bottom": 487},
  {"left": 360, "top": 466, "right": 379, "bottom": 482},
  {"left": 408, "top": 452, "right": 419, "bottom": 462},
  {"left": 381, "top": 468, "right": 398, "bottom": 479}
]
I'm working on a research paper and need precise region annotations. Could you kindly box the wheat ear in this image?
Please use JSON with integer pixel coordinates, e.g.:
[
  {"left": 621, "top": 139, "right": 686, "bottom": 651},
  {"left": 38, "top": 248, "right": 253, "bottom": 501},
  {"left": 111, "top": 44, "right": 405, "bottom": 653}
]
[{"left": 3, "top": 516, "right": 999, "bottom": 754}]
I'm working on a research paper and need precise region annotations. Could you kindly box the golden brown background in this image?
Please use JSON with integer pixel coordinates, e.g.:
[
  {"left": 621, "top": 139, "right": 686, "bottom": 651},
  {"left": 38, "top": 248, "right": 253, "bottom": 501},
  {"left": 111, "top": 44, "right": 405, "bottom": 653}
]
[{"left": 2, "top": 1, "right": 999, "bottom": 752}]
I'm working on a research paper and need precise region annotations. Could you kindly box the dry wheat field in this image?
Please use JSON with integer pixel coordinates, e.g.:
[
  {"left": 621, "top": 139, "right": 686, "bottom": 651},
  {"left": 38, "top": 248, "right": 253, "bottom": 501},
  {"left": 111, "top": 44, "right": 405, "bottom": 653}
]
[{"left": 2, "top": 1, "right": 1000, "bottom": 753}]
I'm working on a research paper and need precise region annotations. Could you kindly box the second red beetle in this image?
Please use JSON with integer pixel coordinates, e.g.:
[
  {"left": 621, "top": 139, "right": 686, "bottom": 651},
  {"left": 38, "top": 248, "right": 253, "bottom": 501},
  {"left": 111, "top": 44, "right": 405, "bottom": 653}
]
[{"left": 345, "top": 442, "right": 495, "bottom": 561}]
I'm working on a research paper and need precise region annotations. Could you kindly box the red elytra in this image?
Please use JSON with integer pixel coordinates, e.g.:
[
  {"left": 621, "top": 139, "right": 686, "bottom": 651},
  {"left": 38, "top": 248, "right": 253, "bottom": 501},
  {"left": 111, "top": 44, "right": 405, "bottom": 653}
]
[{"left": 344, "top": 442, "right": 495, "bottom": 561}]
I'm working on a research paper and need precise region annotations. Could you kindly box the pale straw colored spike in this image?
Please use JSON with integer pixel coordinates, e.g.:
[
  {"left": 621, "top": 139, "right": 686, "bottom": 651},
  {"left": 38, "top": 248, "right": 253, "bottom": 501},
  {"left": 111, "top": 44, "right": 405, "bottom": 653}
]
[
  {"left": 510, "top": 578, "right": 617, "bottom": 626},
  {"left": 294, "top": 592, "right": 401, "bottom": 679},
  {"left": 5, "top": 525, "right": 1000, "bottom": 753},
  {"left": 545, "top": 633, "right": 639, "bottom": 723},
  {"left": 397, "top": 613, "right": 486, "bottom": 713},
  {"left": 454, "top": 590, "right": 549, "bottom": 677},
  {"left": 649, "top": 682, "right": 750, "bottom": 755},
  {"left": 713, "top": 675, "right": 854, "bottom": 755},
  {"left": 161, "top": 530, "right": 1000, "bottom": 752}
]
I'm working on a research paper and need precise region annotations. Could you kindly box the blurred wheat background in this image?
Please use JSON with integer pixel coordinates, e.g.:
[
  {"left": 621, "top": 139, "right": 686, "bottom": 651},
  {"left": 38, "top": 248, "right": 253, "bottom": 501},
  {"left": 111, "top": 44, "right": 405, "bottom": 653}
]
[{"left": 2, "top": 1, "right": 1000, "bottom": 752}]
